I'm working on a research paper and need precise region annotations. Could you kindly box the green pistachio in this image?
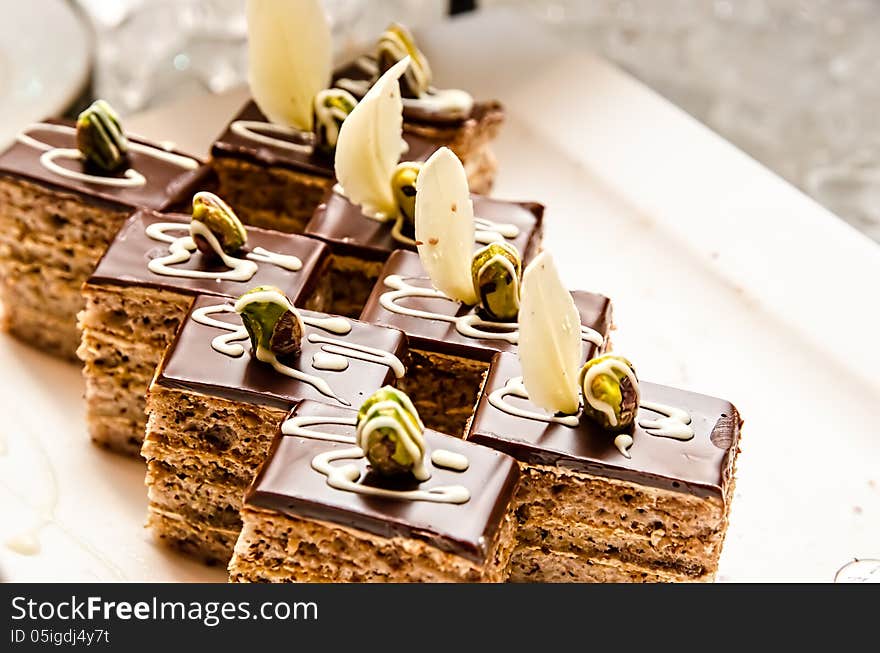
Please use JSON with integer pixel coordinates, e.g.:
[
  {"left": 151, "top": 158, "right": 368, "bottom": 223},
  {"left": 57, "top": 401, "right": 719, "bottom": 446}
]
[
  {"left": 75, "top": 99, "right": 129, "bottom": 172},
  {"left": 235, "top": 286, "right": 303, "bottom": 358},
  {"left": 357, "top": 386, "right": 425, "bottom": 477},
  {"left": 471, "top": 242, "right": 522, "bottom": 322},
  {"left": 377, "top": 23, "right": 432, "bottom": 98},
  {"left": 391, "top": 161, "right": 421, "bottom": 223},
  {"left": 579, "top": 355, "right": 640, "bottom": 432},
  {"left": 313, "top": 88, "right": 358, "bottom": 153},
  {"left": 191, "top": 191, "right": 247, "bottom": 257}
]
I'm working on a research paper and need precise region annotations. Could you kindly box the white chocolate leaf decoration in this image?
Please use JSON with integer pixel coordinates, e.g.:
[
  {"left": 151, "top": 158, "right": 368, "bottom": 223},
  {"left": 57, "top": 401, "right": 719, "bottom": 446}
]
[
  {"left": 518, "top": 252, "right": 583, "bottom": 414},
  {"left": 335, "top": 57, "right": 409, "bottom": 219},
  {"left": 246, "top": 0, "right": 332, "bottom": 131},
  {"left": 414, "top": 147, "right": 478, "bottom": 305}
]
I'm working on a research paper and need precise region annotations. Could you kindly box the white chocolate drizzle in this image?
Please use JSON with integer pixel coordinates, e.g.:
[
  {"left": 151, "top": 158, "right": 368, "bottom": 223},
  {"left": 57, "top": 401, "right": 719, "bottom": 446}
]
[
  {"left": 380, "top": 275, "right": 604, "bottom": 347},
  {"left": 488, "top": 376, "right": 580, "bottom": 427},
  {"left": 144, "top": 222, "right": 302, "bottom": 281},
  {"left": 190, "top": 304, "right": 401, "bottom": 406},
  {"left": 431, "top": 449, "right": 469, "bottom": 472},
  {"left": 311, "top": 447, "right": 469, "bottom": 504},
  {"left": 230, "top": 120, "right": 314, "bottom": 154},
  {"left": 581, "top": 357, "right": 641, "bottom": 429},
  {"left": 488, "top": 377, "right": 697, "bottom": 450},
  {"left": 16, "top": 122, "right": 198, "bottom": 188},
  {"left": 307, "top": 334, "right": 405, "bottom": 379},
  {"left": 614, "top": 434, "right": 634, "bottom": 458},
  {"left": 312, "top": 352, "right": 349, "bottom": 371},
  {"left": 638, "top": 402, "right": 695, "bottom": 441},
  {"left": 281, "top": 415, "right": 357, "bottom": 444},
  {"left": 281, "top": 413, "right": 470, "bottom": 504},
  {"left": 313, "top": 88, "right": 358, "bottom": 148}
]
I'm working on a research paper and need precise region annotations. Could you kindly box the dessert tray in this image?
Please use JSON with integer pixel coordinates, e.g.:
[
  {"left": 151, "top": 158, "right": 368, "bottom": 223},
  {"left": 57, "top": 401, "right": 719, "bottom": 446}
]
[{"left": 0, "top": 8, "right": 877, "bottom": 583}]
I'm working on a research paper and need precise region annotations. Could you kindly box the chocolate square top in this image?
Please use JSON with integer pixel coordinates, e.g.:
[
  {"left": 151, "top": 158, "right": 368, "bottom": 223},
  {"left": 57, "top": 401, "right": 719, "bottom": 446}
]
[
  {"left": 210, "top": 100, "right": 438, "bottom": 177},
  {"left": 0, "top": 119, "right": 210, "bottom": 211},
  {"left": 156, "top": 295, "right": 409, "bottom": 411},
  {"left": 469, "top": 353, "right": 742, "bottom": 500},
  {"left": 247, "top": 400, "right": 520, "bottom": 563},
  {"left": 88, "top": 209, "right": 328, "bottom": 302},
  {"left": 359, "top": 249, "right": 612, "bottom": 363},
  {"left": 305, "top": 193, "right": 543, "bottom": 263}
]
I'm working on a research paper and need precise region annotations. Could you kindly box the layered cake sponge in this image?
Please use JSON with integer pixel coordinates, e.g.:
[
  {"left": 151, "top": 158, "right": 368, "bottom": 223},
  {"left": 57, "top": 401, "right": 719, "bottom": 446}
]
[
  {"left": 0, "top": 112, "right": 209, "bottom": 359},
  {"left": 78, "top": 197, "right": 330, "bottom": 456},
  {"left": 469, "top": 353, "right": 741, "bottom": 583},
  {"left": 142, "top": 293, "right": 409, "bottom": 562},
  {"left": 230, "top": 399, "right": 520, "bottom": 583}
]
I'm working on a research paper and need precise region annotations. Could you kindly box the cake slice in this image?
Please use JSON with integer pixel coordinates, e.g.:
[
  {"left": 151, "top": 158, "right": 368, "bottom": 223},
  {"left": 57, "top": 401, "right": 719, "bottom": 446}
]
[
  {"left": 142, "top": 292, "right": 409, "bottom": 563},
  {"left": 466, "top": 253, "right": 742, "bottom": 582},
  {"left": 470, "top": 353, "right": 741, "bottom": 582},
  {"left": 230, "top": 395, "right": 520, "bottom": 583},
  {"left": 0, "top": 103, "right": 209, "bottom": 359},
  {"left": 78, "top": 193, "right": 330, "bottom": 456}
]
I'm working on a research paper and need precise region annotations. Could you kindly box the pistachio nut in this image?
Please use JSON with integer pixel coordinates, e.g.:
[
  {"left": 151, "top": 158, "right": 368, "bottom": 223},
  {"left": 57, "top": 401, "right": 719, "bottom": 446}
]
[
  {"left": 356, "top": 386, "right": 426, "bottom": 478},
  {"left": 471, "top": 242, "right": 522, "bottom": 321},
  {"left": 376, "top": 23, "right": 432, "bottom": 98},
  {"left": 391, "top": 161, "right": 421, "bottom": 223},
  {"left": 313, "top": 88, "right": 358, "bottom": 153},
  {"left": 75, "top": 99, "right": 129, "bottom": 172},
  {"left": 234, "top": 286, "right": 304, "bottom": 358},
  {"left": 191, "top": 191, "right": 247, "bottom": 258},
  {"left": 579, "top": 355, "right": 641, "bottom": 432}
]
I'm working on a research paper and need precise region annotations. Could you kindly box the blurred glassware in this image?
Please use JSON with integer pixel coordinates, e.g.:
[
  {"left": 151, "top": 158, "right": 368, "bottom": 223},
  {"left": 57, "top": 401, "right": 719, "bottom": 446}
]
[{"left": 78, "top": 0, "right": 446, "bottom": 117}]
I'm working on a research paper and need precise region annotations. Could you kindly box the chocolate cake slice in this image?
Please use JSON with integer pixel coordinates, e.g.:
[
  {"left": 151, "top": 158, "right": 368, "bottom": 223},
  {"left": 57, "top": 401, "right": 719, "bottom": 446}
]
[
  {"left": 230, "top": 398, "right": 520, "bottom": 583},
  {"left": 360, "top": 249, "right": 612, "bottom": 437},
  {"left": 0, "top": 113, "right": 210, "bottom": 359},
  {"left": 78, "top": 198, "right": 330, "bottom": 456},
  {"left": 142, "top": 294, "right": 409, "bottom": 563},
  {"left": 469, "top": 353, "right": 742, "bottom": 583}
]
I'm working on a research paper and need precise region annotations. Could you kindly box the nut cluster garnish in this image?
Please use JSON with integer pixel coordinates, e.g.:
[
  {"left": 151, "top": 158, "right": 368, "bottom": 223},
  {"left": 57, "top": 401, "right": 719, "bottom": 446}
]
[
  {"left": 579, "top": 355, "right": 641, "bottom": 432},
  {"left": 356, "top": 386, "right": 427, "bottom": 478},
  {"left": 377, "top": 23, "right": 432, "bottom": 98},
  {"left": 471, "top": 242, "right": 523, "bottom": 321},
  {"left": 191, "top": 191, "right": 247, "bottom": 258},
  {"left": 75, "top": 99, "right": 129, "bottom": 172},
  {"left": 235, "top": 286, "right": 304, "bottom": 358}
]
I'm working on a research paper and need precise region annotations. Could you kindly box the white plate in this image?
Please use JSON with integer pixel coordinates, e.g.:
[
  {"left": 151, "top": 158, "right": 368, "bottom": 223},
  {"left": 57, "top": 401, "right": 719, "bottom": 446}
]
[
  {"left": 0, "top": 0, "right": 92, "bottom": 149},
  {"left": 1, "top": 8, "right": 878, "bottom": 583}
]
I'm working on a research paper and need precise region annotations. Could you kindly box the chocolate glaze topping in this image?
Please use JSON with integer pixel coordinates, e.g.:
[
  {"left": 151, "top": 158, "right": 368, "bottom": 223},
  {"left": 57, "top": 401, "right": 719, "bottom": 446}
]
[
  {"left": 306, "top": 193, "right": 543, "bottom": 263},
  {"left": 0, "top": 119, "right": 211, "bottom": 210},
  {"left": 88, "top": 209, "right": 328, "bottom": 302},
  {"left": 210, "top": 100, "right": 437, "bottom": 177},
  {"left": 359, "top": 249, "right": 612, "bottom": 363},
  {"left": 248, "top": 400, "right": 520, "bottom": 563},
  {"left": 469, "top": 353, "right": 742, "bottom": 500},
  {"left": 157, "top": 296, "right": 408, "bottom": 411}
]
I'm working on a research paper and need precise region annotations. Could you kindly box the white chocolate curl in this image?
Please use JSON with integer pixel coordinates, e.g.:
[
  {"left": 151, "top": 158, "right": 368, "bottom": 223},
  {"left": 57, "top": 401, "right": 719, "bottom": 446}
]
[
  {"left": 246, "top": 0, "right": 332, "bottom": 131},
  {"left": 517, "top": 252, "right": 583, "bottom": 414},
  {"left": 414, "top": 147, "right": 478, "bottom": 305},
  {"left": 334, "top": 58, "right": 409, "bottom": 219}
]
